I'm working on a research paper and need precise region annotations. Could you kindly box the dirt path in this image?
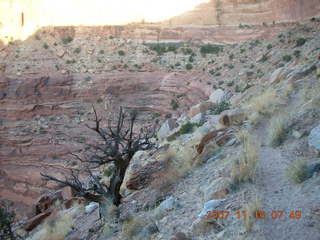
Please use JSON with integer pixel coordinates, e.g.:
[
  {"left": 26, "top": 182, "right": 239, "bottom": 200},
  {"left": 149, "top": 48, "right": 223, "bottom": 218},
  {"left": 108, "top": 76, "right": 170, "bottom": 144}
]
[{"left": 255, "top": 126, "right": 319, "bottom": 240}]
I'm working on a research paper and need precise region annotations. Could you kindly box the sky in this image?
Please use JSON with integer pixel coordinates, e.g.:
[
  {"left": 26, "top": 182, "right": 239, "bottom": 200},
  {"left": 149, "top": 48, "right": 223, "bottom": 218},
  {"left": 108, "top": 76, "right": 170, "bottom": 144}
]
[{"left": 40, "top": 0, "right": 209, "bottom": 25}]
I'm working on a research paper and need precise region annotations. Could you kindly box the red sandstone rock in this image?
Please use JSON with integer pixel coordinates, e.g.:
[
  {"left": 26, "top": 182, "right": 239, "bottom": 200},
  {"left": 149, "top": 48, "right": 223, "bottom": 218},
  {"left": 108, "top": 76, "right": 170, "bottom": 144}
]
[{"left": 35, "top": 190, "right": 63, "bottom": 215}]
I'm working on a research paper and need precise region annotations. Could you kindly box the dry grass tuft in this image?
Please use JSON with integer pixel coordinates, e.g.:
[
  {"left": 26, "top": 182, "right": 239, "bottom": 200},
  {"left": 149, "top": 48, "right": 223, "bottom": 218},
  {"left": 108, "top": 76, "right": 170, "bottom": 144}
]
[
  {"left": 250, "top": 88, "right": 278, "bottom": 115},
  {"left": 267, "top": 114, "right": 289, "bottom": 147},
  {"left": 243, "top": 195, "right": 262, "bottom": 232},
  {"left": 231, "top": 131, "right": 258, "bottom": 188},
  {"left": 121, "top": 216, "right": 146, "bottom": 240},
  {"left": 32, "top": 210, "right": 75, "bottom": 240},
  {"left": 286, "top": 160, "right": 308, "bottom": 184}
]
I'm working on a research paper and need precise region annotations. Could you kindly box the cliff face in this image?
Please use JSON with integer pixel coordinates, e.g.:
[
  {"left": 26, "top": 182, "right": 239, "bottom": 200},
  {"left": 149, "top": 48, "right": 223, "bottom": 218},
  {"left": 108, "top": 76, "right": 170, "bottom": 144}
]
[{"left": 167, "top": 0, "right": 320, "bottom": 25}]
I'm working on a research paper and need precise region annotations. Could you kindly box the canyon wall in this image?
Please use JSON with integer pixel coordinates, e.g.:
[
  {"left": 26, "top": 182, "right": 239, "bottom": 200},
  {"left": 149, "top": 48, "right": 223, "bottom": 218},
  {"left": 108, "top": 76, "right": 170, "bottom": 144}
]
[{"left": 167, "top": 0, "right": 320, "bottom": 25}]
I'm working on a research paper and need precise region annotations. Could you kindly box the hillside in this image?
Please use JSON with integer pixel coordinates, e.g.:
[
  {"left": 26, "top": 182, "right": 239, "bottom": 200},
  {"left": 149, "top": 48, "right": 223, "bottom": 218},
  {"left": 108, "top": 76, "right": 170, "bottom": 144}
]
[{"left": 0, "top": 17, "right": 320, "bottom": 240}]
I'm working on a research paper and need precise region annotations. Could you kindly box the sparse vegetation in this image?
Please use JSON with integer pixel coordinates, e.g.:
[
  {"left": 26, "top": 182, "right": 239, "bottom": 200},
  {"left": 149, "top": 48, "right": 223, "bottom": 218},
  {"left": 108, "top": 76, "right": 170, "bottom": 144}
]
[
  {"left": 243, "top": 196, "right": 262, "bottom": 232},
  {"left": 286, "top": 160, "right": 308, "bottom": 184},
  {"left": 74, "top": 47, "right": 81, "bottom": 54},
  {"left": 210, "top": 100, "right": 230, "bottom": 115},
  {"left": 295, "top": 38, "right": 306, "bottom": 47},
  {"left": 0, "top": 207, "right": 15, "bottom": 240},
  {"left": 200, "top": 44, "right": 223, "bottom": 56},
  {"left": 231, "top": 131, "right": 258, "bottom": 188},
  {"left": 267, "top": 114, "right": 288, "bottom": 147},
  {"left": 186, "top": 63, "right": 193, "bottom": 70},
  {"left": 170, "top": 99, "right": 179, "bottom": 110},
  {"left": 31, "top": 210, "right": 75, "bottom": 240},
  {"left": 62, "top": 36, "right": 73, "bottom": 44},
  {"left": 43, "top": 43, "right": 49, "bottom": 49},
  {"left": 282, "top": 55, "right": 292, "bottom": 62},
  {"left": 118, "top": 50, "right": 126, "bottom": 56}
]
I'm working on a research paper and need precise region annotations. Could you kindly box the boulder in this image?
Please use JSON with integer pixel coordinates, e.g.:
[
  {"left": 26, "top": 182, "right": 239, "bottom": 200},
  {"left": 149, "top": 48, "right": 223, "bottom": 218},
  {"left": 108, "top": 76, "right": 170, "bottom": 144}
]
[
  {"left": 121, "top": 150, "right": 156, "bottom": 193},
  {"left": 125, "top": 161, "right": 167, "bottom": 190},
  {"left": 209, "top": 89, "right": 225, "bottom": 104},
  {"left": 154, "top": 196, "right": 180, "bottom": 219},
  {"left": 269, "top": 67, "right": 288, "bottom": 85},
  {"left": 198, "top": 199, "right": 225, "bottom": 218},
  {"left": 157, "top": 119, "right": 179, "bottom": 140},
  {"left": 308, "top": 125, "right": 320, "bottom": 152},
  {"left": 196, "top": 129, "right": 232, "bottom": 155},
  {"left": 188, "top": 102, "right": 214, "bottom": 118},
  {"left": 219, "top": 108, "right": 247, "bottom": 127},
  {"left": 34, "top": 190, "right": 63, "bottom": 215},
  {"left": 85, "top": 202, "right": 99, "bottom": 214}
]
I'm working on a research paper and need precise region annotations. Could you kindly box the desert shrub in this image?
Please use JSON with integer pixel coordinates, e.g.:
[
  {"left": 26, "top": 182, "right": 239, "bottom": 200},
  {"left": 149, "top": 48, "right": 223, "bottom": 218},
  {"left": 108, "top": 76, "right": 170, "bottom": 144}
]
[
  {"left": 43, "top": 43, "right": 49, "bottom": 49},
  {"left": 218, "top": 80, "right": 224, "bottom": 85},
  {"left": 186, "top": 63, "right": 193, "bottom": 70},
  {"left": 246, "top": 71, "right": 254, "bottom": 77},
  {"left": 0, "top": 207, "right": 15, "bottom": 240},
  {"left": 62, "top": 36, "right": 73, "bottom": 44},
  {"left": 179, "top": 122, "right": 201, "bottom": 135},
  {"left": 118, "top": 50, "right": 125, "bottom": 56},
  {"left": 282, "top": 55, "right": 292, "bottom": 62},
  {"left": 227, "top": 81, "right": 234, "bottom": 87},
  {"left": 267, "top": 44, "right": 273, "bottom": 50},
  {"left": 210, "top": 100, "right": 230, "bottom": 115},
  {"left": 35, "top": 35, "right": 41, "bottom": 40},
  {"left": 181, "top": 47, "right": 193, "bottom": 55},
  {"left": 170, "top": 99, "right": 179, "bottom": 110},
  {"left": 200, "top": 44, "right": 223, "bottom": 56},
  {"left": 286, "top": 160, "right": 308, "bottom": 184},
  {"left": 167, "top": 135, "right": 177, "bottom": 142},
  {"left": 97, "top": 98, "right": 103, "bottom": 103},
  {"left": 294, "top": 50, "right": 301, "bottom": 58},
  {"left": 295, "top": 38, "right": 306, "bottom": 47},
  {"left": 259, "top": 55, "right": 268, "bottom": 62},
  {"left": 267, "top": 114, "right": 288, "bottom": 147},
  {"left": 74, "top": 47, "right": 81, "bottom": 54},
  {"left": 229, "top": 54, "right": 234, "bottom": 60}
]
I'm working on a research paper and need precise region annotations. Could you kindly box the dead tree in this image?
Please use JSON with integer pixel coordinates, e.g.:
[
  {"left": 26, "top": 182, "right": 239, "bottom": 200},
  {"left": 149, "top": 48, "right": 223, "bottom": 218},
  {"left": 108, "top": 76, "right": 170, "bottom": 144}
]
[{"left": 41, "top": 106, "right": 155, "bottom": 206}]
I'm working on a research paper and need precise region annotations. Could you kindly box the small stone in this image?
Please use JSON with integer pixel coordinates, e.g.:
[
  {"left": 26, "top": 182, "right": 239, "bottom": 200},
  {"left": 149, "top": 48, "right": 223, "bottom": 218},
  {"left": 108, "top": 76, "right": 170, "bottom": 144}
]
[
  {"left": 308, "top": 125, "right": 320, "bottom": 151},
  {"left": 292, "top": 130, "right": 304, "bottom": 139},
  {"left": 85, "top": 202, "right": 99, "bottom": 213}
]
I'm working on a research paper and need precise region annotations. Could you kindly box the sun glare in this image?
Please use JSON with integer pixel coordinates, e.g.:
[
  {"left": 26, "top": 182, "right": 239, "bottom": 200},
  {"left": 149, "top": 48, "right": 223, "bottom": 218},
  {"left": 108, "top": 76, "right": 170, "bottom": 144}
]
[{"left": 0, "top": 0, "right": 209, "bottom": 42}]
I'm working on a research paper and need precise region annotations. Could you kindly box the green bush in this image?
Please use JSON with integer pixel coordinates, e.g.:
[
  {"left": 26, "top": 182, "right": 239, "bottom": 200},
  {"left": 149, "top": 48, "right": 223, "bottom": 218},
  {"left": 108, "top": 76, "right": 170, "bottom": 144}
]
[
  {"left": 0, "top": 207, "right": 15, "bottom": 240},
  {"left": 267, "top": 44, "right": 273, "bottom": 50},
  {"left": 200, "top": 44, "right": 223, "bottom": 56},
  {"left": 294, "top": 50, "right": 301, "bottom": 58},
  {"left": 182, "top": 47, "right": 194, "bottom": 55},
  {"left": 210, "top": 100, "right": 230, "bottom": 114},
  {"left": 295, "top": 38, "right": 306, "bottom": 47},
  {"left": 179, "top": 122, "right": 202, "bottom": 135},
  {"left": 167, "top": 135, "right": 177, "bottom": 142},
  {"left": 62, "top": 36, "right": 73, "bottom": 44},
  {"left": 43, "top": 43, "right": 49, "bottom": 49},
  {"left": 282, "top": 55, "right": 292, "bottom": 62},
  {"left": 186, "top": 63, "right": 193, "bottom": 70},
  {"left": 171, "top": 99, "right": 179, "bottom": 110},
  {"left": 118, "top": 50, "right": 126, "bottom": 56},
  {"left": 74, "top": 47, "right": 81, "bottom": 54}
]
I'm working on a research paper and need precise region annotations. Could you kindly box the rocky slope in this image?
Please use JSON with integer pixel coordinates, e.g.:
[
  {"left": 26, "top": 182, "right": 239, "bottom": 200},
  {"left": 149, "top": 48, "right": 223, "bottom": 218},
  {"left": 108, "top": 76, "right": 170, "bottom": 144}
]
[{"left": 0, "top": 17, "right": 320, "bottom": 237}]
